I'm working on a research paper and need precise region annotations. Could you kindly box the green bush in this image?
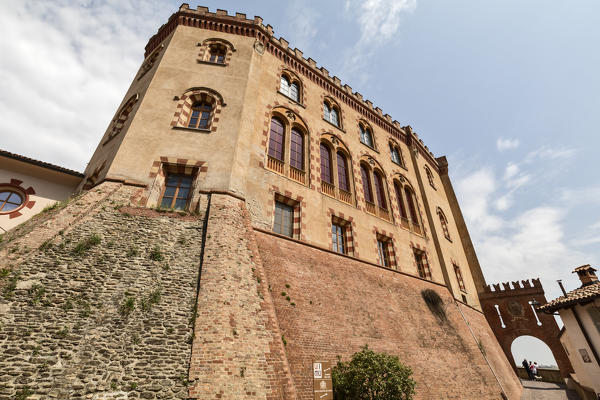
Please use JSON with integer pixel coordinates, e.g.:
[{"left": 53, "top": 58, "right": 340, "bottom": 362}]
[{"left": 332, "top": 345, "right": 415, "bottom": 400}]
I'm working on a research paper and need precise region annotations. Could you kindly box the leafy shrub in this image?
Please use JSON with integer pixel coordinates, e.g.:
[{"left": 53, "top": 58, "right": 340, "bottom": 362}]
[{"left": 332, "top": 345, "right": 415, "bottom": 400}]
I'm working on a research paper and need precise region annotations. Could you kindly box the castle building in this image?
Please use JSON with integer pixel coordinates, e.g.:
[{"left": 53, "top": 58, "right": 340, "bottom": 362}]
[{"left": 0, "top": 4, "right": 524, "bottom": 399}]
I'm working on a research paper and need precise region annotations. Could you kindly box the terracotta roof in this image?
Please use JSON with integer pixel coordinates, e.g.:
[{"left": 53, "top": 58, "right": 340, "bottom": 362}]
[
  {"left": 0, "top": 149, "right": 84, "bottom": 178},
  {"left": 537, "top": 282, "right": 600, "bottom": 312},
  {"left": 573, "top": 264, "right": 597, "bottom": 273}
]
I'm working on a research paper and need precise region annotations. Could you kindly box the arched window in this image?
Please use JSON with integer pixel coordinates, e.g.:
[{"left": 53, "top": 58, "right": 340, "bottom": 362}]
[
  {"left": 280, "top": 76, "right": 289, "bottom": 95},
  {"left": 0, "top": 190, "right": 23, "bottom": 213},
  {"left": 187, "top": 101, "right": 213, "bottom": 129},
  {"left": 289, "top": 82, "right": 299, "bottom": 102},
  {"left": 438, "top": 208, "right": 450, "bottom": 240},
  {"left": 425, "top": 166, "right": 435, "bottom": 189},
  {"left": 360, "top": 164, "right": 374, "bottom": 204},
  {"left": 404, "top": 187, "right": 419, "bottom": 225},
  {"left": 360, "top": 124, "right": 374, "bottom": 148},
  {"left": 336, "top": 152, "right": 349, "bottom": 192},
  {"left": 209, "top": 44, "right": 226, "bottom": 64},
  {"left": 394, "top": 181, "right": 408, "bottom": 220},
  {"left": 373, "top": 171, "right": 387, "bottom": 210},
  {"left": 390, "top": 143, "right": 403, "bottom": 166},
  {"left": 320, "top": 143, "right": 333, "bottom": 184},
  {"left": 280, "top": 74, "right": 301, "bottom": 102},
  {"left": 323, "top": 101, "right": 340, "bottom": 127},
  {"left": 268, "top": 118, "right": 285, "bottom": 161},
  {"left": 290, "top": 128, "right": 304, "bottom": 170}
]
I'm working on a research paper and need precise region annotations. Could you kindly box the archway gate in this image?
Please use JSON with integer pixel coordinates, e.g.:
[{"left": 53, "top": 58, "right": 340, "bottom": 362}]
[{"left": 479, "top": 278, "right": 573, "bottom": 379}]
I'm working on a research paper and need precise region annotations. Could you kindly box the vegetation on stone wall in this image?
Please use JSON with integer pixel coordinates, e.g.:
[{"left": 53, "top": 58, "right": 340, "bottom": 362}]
[{"left": 332, "top": 345, "right": 416, "bottom": 400}]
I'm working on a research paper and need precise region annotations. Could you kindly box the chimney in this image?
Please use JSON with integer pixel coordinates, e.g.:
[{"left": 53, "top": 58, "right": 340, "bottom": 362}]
[{"left": 572, "top": 264, "right": 598, "bottom": 287}]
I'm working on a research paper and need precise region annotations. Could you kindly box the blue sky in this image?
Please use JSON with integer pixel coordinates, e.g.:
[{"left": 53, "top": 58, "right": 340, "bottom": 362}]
[{"left": 1, "top": 0, "right": 599, "bottom": 366}]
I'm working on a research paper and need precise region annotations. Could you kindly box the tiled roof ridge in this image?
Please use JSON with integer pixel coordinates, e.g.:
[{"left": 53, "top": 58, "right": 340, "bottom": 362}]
[
  {"left": 0, "top": 149, "right": 84, "bottom": 178},
  {"left": 143, "top": 4, "right": 441, "bottom": 169},
  {"left": 537, "top": 281, "right": 600, "bottom": 312}
]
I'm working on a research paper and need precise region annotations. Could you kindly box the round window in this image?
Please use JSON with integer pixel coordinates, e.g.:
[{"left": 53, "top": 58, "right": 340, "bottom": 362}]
[{"left": 0, "top": 190, "right": 24, "bottom": 213}]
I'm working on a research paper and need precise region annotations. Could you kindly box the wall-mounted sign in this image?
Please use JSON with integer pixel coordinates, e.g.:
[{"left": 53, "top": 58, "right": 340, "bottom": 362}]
[{"left": 313, "top": 361, "right": 333, "bottom": 400}]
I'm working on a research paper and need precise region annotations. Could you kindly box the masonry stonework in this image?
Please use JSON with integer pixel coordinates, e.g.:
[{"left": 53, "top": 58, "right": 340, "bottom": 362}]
[{"left": 0, "top": 4, "right": 526, "bottom": 400}]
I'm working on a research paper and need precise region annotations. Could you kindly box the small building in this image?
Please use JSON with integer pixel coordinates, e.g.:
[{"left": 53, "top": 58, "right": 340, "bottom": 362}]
[
  {"left": 0, "top": 149, "right": 84, "bottom": 232},
  {"left": 538, "top": 265, "right": 600, "bottom": 399}
]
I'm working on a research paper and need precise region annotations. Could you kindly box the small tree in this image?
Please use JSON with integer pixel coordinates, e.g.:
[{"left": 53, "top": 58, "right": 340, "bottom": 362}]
[{"left": 332, "top": 345, "right": 416, "bottom": 400}]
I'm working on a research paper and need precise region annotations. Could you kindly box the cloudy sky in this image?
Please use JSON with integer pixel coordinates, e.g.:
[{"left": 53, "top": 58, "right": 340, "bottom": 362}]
[{"left": 2, "top": 0, "right": 599, "bottom": 366}]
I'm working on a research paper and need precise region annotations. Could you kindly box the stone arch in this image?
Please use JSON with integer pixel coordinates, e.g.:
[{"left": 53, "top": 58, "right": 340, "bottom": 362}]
[
  {"left": 197, "top": 38, "right": 236, "bottom": 65},
  {"left": 480, "top": 278, "right": 574, "bottom": 379},
  {"left": 103, "top": 93, "right": 139, "bottom": 145},
  {"left": 170, "top": 87, "right": 225, "bottom": 132}
]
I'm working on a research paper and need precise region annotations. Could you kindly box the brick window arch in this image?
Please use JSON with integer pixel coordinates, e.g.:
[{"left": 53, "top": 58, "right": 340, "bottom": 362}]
[
  {"left": 0, "top": 179, "right": 35, "bottom": 219},
  {"left": 318, "top": 134, "right": 355, "bottom": 205},
  {"left": 323, "top": 98, "right": 342, "bottom": 129},
  {"left": 389, "top": 140, "right": 405, "bottom": 167},
  {"left": 171, "top": 87, "right": 225, "bottom": 133},
  {"left": 280, "top": 71, "right": 302, "bottom": 103},
  {"left": 264, "top": 107, "right": 310, "bottom": 185},
  {"left": 437, "top": 207, "right": 451, "bottom": 241},
  {"left": 197, "top": 38, "right": 236, "bottom": 66},
  {"left": 359, "top": 122, "right": 374, "bottom": 149},
  {"left": 137, "top": 44, "right": 164, "bottom": 80},
  {"left": 103, "top": 93, "right": 139, "bottom": 145}
]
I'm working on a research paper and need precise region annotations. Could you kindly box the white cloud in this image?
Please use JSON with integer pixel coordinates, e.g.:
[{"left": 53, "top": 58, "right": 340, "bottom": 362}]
[
  {"left": 284, "top": 2, "right": 320, "bottom": 55},
  {"left": 0, "top": 0, "right": 173, "bottom": 171},
  {"left": 342, "top": 0, "right": 416, "bottom": 84},
  {"left": 455, "top": 168, "right": 504, "bottom": 233},
  {"left": 503, "top": 163, "right": 519, "bottom": 180},
  {"left": 560, "top": 186, "right": 600, "bottom": 205},
  {"left": 496, "top": 138, "right": 520, "bottom": 151},
  {"left": 525, "top": 146, "right": 576, "bottom": 162}
]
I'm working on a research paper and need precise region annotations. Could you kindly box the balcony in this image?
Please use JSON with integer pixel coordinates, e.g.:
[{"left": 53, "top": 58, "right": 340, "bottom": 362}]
[
  {"left": 321, "top": 181, "right": 336, "bottom": 197},
  {"left": 365, "top": 201, "right": 377, "bottom": 215},
  {"left": 266, "top": 156, "right": 306, "bottom": 185},
  {"left": 338, "top": 189, "right": 353, "bottom": 205}
]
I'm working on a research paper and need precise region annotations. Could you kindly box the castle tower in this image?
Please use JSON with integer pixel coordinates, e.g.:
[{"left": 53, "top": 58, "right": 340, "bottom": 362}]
[{"left": 0, "top": 4, "right": 523, "bottom": 399}]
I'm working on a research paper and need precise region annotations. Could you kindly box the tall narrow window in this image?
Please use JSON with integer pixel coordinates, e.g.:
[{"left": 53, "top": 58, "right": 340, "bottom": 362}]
[
  {"left": 289, "top": 83, "right": 299, "bottom": 102},
  {"left": 390, "top": 144, "right": 402, "bottom": 165},
  {"left": 268, "top": 118, "right": 285, "bottom": 161},
  {"left": 273, "top": 201, "right": 294, "bottom": 237},
  {"left": 290, "top": 128, "right": 304, "bottom": 170},
  {"left": 332, "top": 223, "right": 346, "bottom": 254},
  {"left": 320, "top": 143, "right": 333, "bottom": 184},
  {"left": 425, "top": 166, "right": 435, "bottom": 188},
  {"left": 438, "top": 209, "right": 450, "bottom": 240},
  {"left": 330, "top": 108, "right": 339, "bottom": 126},
  {"left": 188, "top": 102, "right": 213, "bottom": 129},
  {"left": 414, "top": 250, "right": 431, "bottom": 280},
  {"left": 161, "top": 174, "right": 192, "bottom": 210},
  {"left": 360, "top": 125, "right": 373, "bottom": 147},
  {"left": 337, "top": 152, "right": 349, "bottom": 192},
  {"left": 280, "top": 76, "right": 290, "bottom": 95},
  {"left": 405, "top": 187, "right": 419, "bottom": 224},
  {"left": 373, "top": 172, "right": 387, "bottom": 209},
  {"left": 454, "top": 264, "right": 466, "bottom": 291},
  {"left": 209, "top": 45, "right": 226, "bottom": 63},
  {"left": 323, "top": 103, "right": 331, "bottom": 122},
  {"left": 361, "top": 164, "right": 373, "bottom": 203},
  {"left": 394, "top": 182, "right": 408, "bottom": 220},
  {"left": 377, "top": 240, "right": 390, "bottom": 267}
]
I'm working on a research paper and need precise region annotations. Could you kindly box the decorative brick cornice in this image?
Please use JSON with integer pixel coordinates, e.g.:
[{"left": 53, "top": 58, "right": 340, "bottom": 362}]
[{"left": 144, "top": 4, "right": 441, "bottom": 171}]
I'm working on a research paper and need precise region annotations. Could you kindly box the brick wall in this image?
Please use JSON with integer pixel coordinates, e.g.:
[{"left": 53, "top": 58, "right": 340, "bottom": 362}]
[{"left": 255, "top": 231, "right": 523, "bottom": 400}]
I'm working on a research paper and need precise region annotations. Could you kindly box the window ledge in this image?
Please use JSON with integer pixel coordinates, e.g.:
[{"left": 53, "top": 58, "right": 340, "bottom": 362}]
[
  {"left": 196, "top": 59, "right": 228, "bottom": 67},
  {"left": 172, "top": 126, "right": 212, "bottom": 134},
  {"left": 359, "top": 141, "right": 379, "bottom": 153},
  {"left": 392, "top": 160, "right": 408, "bottom": 170},
  {"left": 322, "top": 118, "right": 345, "bottom": 133},
  {"left": 277, "top": 91, "right": 305, "bottom": 108}
]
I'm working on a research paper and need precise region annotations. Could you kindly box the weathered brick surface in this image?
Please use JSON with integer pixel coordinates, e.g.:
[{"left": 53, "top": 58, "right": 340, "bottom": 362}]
[
  {"left": 188, "top": 194, "right": 295, "bottom": 399},
  {"left": 0, "top": 183, "right": 204, "bottom": 399},
  {"left": 255, "top": 231, "right": 523, "bottom": 400}
]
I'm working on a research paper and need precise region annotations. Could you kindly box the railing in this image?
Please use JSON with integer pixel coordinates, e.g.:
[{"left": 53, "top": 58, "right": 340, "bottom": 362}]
[
  {"left": 267, "top": 156, "right": 285, "bottom": 174},
  {"left": 338, "top": 189, "right": 352, "bottom": 205},
  {"left": 365, "top": 201, "right": 377, "bottom": 215},
  {"left": 289, "top": 166, "right": 306, "bottom": 184},
  {"left": 411, "top": 222, "right": 422, "bottom": 235},
  {"left": 378, "top": 207, "right": 391, "bottom": 221},
  {"left": 321, "top": 181, "right": 336, "bottom": 197},
  {"left": 399, "top": 217, "right": 410, "bottom": 229}
]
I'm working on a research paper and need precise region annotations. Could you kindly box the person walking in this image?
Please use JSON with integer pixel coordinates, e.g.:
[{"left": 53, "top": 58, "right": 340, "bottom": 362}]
[
  {"left": 522, "top": 358, "right": 534, "bottom": 380},
  {"left": 530, "top": 361, "right": 538, "bottom": 380}
]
